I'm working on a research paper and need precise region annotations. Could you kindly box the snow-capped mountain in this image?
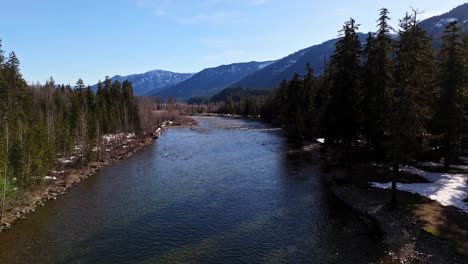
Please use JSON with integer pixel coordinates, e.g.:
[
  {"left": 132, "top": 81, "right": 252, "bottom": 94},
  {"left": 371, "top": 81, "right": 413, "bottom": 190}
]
[
  {"left": 92, "top": 70, "right": 195, "bottom": 95},
  {"left": 151, "top": 61, "right": 275, "bottom": 99}
]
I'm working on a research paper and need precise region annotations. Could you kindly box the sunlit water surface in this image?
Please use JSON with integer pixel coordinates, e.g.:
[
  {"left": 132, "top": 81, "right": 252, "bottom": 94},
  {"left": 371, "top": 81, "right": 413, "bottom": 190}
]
[{"left": 0, "top": 117, "right": 388, "bottom": 263}]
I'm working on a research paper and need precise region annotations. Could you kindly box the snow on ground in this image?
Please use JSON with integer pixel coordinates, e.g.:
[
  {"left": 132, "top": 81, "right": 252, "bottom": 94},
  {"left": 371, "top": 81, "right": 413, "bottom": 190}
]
[
  {"left": 417, "top": 161, "right": 468, "bottom": 171},
  {"left": 434, "top": 17, "right": 458, "bottom": 28},
  {"left": 316, "top": 138, "right": 325, "bottom": 144},
  {"left": 370, "top": 166, "right": 468, "bottom": 213},
  {"left": 102, "top": 133, "right": 136, "bottom": 142}
]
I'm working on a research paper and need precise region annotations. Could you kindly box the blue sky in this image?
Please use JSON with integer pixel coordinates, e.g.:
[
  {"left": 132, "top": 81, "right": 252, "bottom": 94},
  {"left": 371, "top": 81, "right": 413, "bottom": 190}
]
[{"left": 0, "top": 0, "right": 466, "bottom": 85}]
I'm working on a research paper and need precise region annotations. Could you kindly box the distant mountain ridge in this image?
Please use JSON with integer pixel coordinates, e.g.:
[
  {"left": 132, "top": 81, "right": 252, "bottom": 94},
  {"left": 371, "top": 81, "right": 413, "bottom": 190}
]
[
  {"left": 231, "top": 36, "right": 362, "bottom": 89},
  {"left": 419, "top": 3, "right": 468, "bottom": 47},
  {"left": 152, "top": 61, "right": 275, "bottom": 99},
  {"left": 92, "top": 70, "right": 194, "bottom": 95},
  {"left": 232, "top": 3, "right": 468, "bottom": 90},
  {"left": 105, "top": 3, "right": 468, "bottom": 99}
]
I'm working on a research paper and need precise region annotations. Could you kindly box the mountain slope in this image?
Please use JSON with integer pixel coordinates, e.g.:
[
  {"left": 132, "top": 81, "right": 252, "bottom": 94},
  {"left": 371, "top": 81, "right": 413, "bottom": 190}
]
[
  {"left": 93, "top": 70, "right": 194, "bottom": 95},
  {"left": 233, "top": 38, "right": 337, "bottom": 89},
  {"left": 152, "top": 61, "right": 274, "bottom": 98},
  {"left": 233, "top": 3, "right": 468, "bottom": 90},
  {"left": 419, "top": 3, "right": 468, "bottom": 48}
]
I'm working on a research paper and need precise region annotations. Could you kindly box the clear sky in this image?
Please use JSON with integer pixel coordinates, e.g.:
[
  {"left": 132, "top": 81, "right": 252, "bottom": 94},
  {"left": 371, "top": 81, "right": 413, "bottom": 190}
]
[{"left": 0, "top": 0, "right": 466, "bottom": 85}]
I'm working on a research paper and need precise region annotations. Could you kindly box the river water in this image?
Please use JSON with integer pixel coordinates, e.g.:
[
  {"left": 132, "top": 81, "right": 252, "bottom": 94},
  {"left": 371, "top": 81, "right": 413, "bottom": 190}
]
[{"left": 0, "top": 117, "right": 390, "bottom": 263}]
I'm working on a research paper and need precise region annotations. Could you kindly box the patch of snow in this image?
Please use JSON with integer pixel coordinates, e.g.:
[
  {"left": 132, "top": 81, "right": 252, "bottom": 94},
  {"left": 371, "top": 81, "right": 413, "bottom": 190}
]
[
  {"left": 316, "top": 138, "right": 325, "bottom": 144},
  {"left": 44, "top": 176, "right": 57, "bottom": 180},
  {"left": 371, "top": 166, "right": 468, "bottom": 213},
  {"left": 58, "top": 158, "right": 73, "bottom": 164},
  {"left": 418, "top": 161, "right": 468, "bottom": 171},
  {"left": 434, "top": 17, "right": 458, "bottom": 28}
]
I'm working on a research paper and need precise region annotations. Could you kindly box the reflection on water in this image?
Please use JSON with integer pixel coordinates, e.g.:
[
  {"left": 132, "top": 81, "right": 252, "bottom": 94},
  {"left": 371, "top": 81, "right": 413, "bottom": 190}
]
[{"left": 0, "top": 116, "right": 389, "bottom": 263}]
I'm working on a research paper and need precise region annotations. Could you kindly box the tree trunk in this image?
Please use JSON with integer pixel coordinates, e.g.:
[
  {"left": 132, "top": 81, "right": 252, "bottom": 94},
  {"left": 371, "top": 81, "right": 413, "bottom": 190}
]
[
  {"left": 1, "top": 122, "right": 9, "bottom": 223},
  {"left": 444, "top": 157, "right": 450, "bottom": 172},
  {"left": 391, "top": 161, "right": 399, "bottom": 205}
]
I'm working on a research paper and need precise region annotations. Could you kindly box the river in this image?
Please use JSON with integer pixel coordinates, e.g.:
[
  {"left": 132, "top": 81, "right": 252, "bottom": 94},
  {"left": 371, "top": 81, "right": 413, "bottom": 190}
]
[{"left": 0, "top": 116, "right": 389, "bottom": 263}]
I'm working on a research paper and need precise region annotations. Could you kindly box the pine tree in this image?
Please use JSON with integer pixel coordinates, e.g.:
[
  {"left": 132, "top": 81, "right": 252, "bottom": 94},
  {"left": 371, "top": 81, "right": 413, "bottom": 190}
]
[
  {"left": 462, "top": 36, "right": 468, "bottom": 141},
  {"left": 324, "top": 18, "right": 363, "bottom": 147},
  {"left": 76, "top": 78, "right": 85, "bottom": 90},
  {"left": 389, "top": 12, "right": 435, "bottom": 203},
  {"left": 432, "top": 21, "right": 465, "bottom": 170},
  {"left": 362, "top": 8, "right": 394, "bottom": 156}
]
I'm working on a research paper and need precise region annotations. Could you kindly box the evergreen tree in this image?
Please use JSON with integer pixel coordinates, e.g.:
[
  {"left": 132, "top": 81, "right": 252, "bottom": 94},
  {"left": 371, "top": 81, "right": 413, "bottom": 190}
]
[
  {"left": 389, "top": 12, "right": 435, "bottom": 203},
  {"left": 362, "top": 8, "right": 394, "bottom": 156},
  {"left": 76, "top": 78, "right": 85, "bottom": 89},
  {"left": 432, "top": 21, "right": 465, "bottom": 170},
  {"left": 324, "top": 18, "right": 363, "bottom": 147},
  {"left": 463, "top": 36, "right": 468, "bottom": 139}
]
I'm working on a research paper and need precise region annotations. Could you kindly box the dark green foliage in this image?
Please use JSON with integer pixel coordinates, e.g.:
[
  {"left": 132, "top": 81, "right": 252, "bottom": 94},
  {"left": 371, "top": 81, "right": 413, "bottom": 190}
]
[
  {"left": 389, "top": 12, "right": 436, "bottom": 203},
  {"left": 186, "top": 96, "right": 210, "bottom": 105},
  {"left": 210, "top": 87, "right": 272, "bottom": 103},
  {"left": 431, "top": 21, "right": 465, "bottom": 170},
  {"left": 324, "top": 18, "right": 363, "bottom": 145},
  {"left": 0, "top": 41, "right": 142, "bottom": 217},
  {"left": 390, "top": 12, "right": 436, "bottom": 163},
  {"left": 362, "top": 8, "right": 394, "bottom": 156},
  {"left": 464, "top": 36, "right": 468, "bottom": 136}
]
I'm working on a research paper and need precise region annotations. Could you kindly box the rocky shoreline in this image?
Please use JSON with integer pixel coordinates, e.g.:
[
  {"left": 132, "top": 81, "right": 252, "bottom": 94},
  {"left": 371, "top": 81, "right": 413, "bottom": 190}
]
[
  {"left": 0, "top": 117, "right": 197, "bottom": 233},
  {"left": 327, "top": 174, "right": 468, "bottom": 263}
]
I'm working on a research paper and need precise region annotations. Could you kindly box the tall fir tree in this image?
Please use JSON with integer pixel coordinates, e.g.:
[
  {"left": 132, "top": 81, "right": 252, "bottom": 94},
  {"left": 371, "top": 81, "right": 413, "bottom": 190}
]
[
  {"left": 362, "top": 8, "right": 394, "bottom": 157},
  {"left": 389, "top": 12, "right": 436, "bottom": 203},
  {"left": 324, "top": 18, "right": 363, "bottom": 147},
  {"left": 432, "top": 21, "right": 465, "bottom": 170}
]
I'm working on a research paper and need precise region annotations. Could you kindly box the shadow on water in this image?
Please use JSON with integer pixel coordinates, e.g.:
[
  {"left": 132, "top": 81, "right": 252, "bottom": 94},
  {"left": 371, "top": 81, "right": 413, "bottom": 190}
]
[{"left": 0, "top": 116, "right": 392, "bottom": 264}]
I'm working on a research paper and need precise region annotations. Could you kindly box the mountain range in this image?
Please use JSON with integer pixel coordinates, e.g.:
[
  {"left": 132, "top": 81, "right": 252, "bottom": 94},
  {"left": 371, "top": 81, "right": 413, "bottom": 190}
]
[
  {"left": 151, "top": 61, "right": 275, "bottom": 99},
  {"left": 92, "top": 70, "right": 194, "bottom": 95},
  {"left": 95, "top": 3, "right": 468, "bottom": 99}
]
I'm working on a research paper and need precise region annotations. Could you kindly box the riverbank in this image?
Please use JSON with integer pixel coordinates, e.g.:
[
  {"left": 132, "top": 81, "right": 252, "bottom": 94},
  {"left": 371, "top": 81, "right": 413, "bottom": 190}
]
[
  {"left": 0, "top": 117, "right": 197, "bottom": 233},
  {"left": 326, "top": 164, "right": 468, "bottom": 263}
]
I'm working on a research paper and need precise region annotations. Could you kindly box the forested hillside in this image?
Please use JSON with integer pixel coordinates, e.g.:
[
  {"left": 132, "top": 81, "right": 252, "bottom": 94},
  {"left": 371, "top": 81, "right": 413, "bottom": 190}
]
[
  {"left": 92, "top": 70, "right": 194, "bottom": 95},
  {"left": 0, "top": 42, "right": 140, "bottom": 217}
]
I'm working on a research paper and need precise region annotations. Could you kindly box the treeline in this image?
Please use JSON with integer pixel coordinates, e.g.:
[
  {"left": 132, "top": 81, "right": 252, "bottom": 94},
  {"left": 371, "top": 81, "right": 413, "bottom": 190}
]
[
  {"left": 211, "top": 87, "right": 273, "bottom": 116},
  {"left": 0, "top": 41, "right": 140, "bottom": 217},
  {"left": 187, "top": 88, "right": 273, "bottom": 116},
  {"left": 212, "top": 9, "right": 468, "bottom": 199}
]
